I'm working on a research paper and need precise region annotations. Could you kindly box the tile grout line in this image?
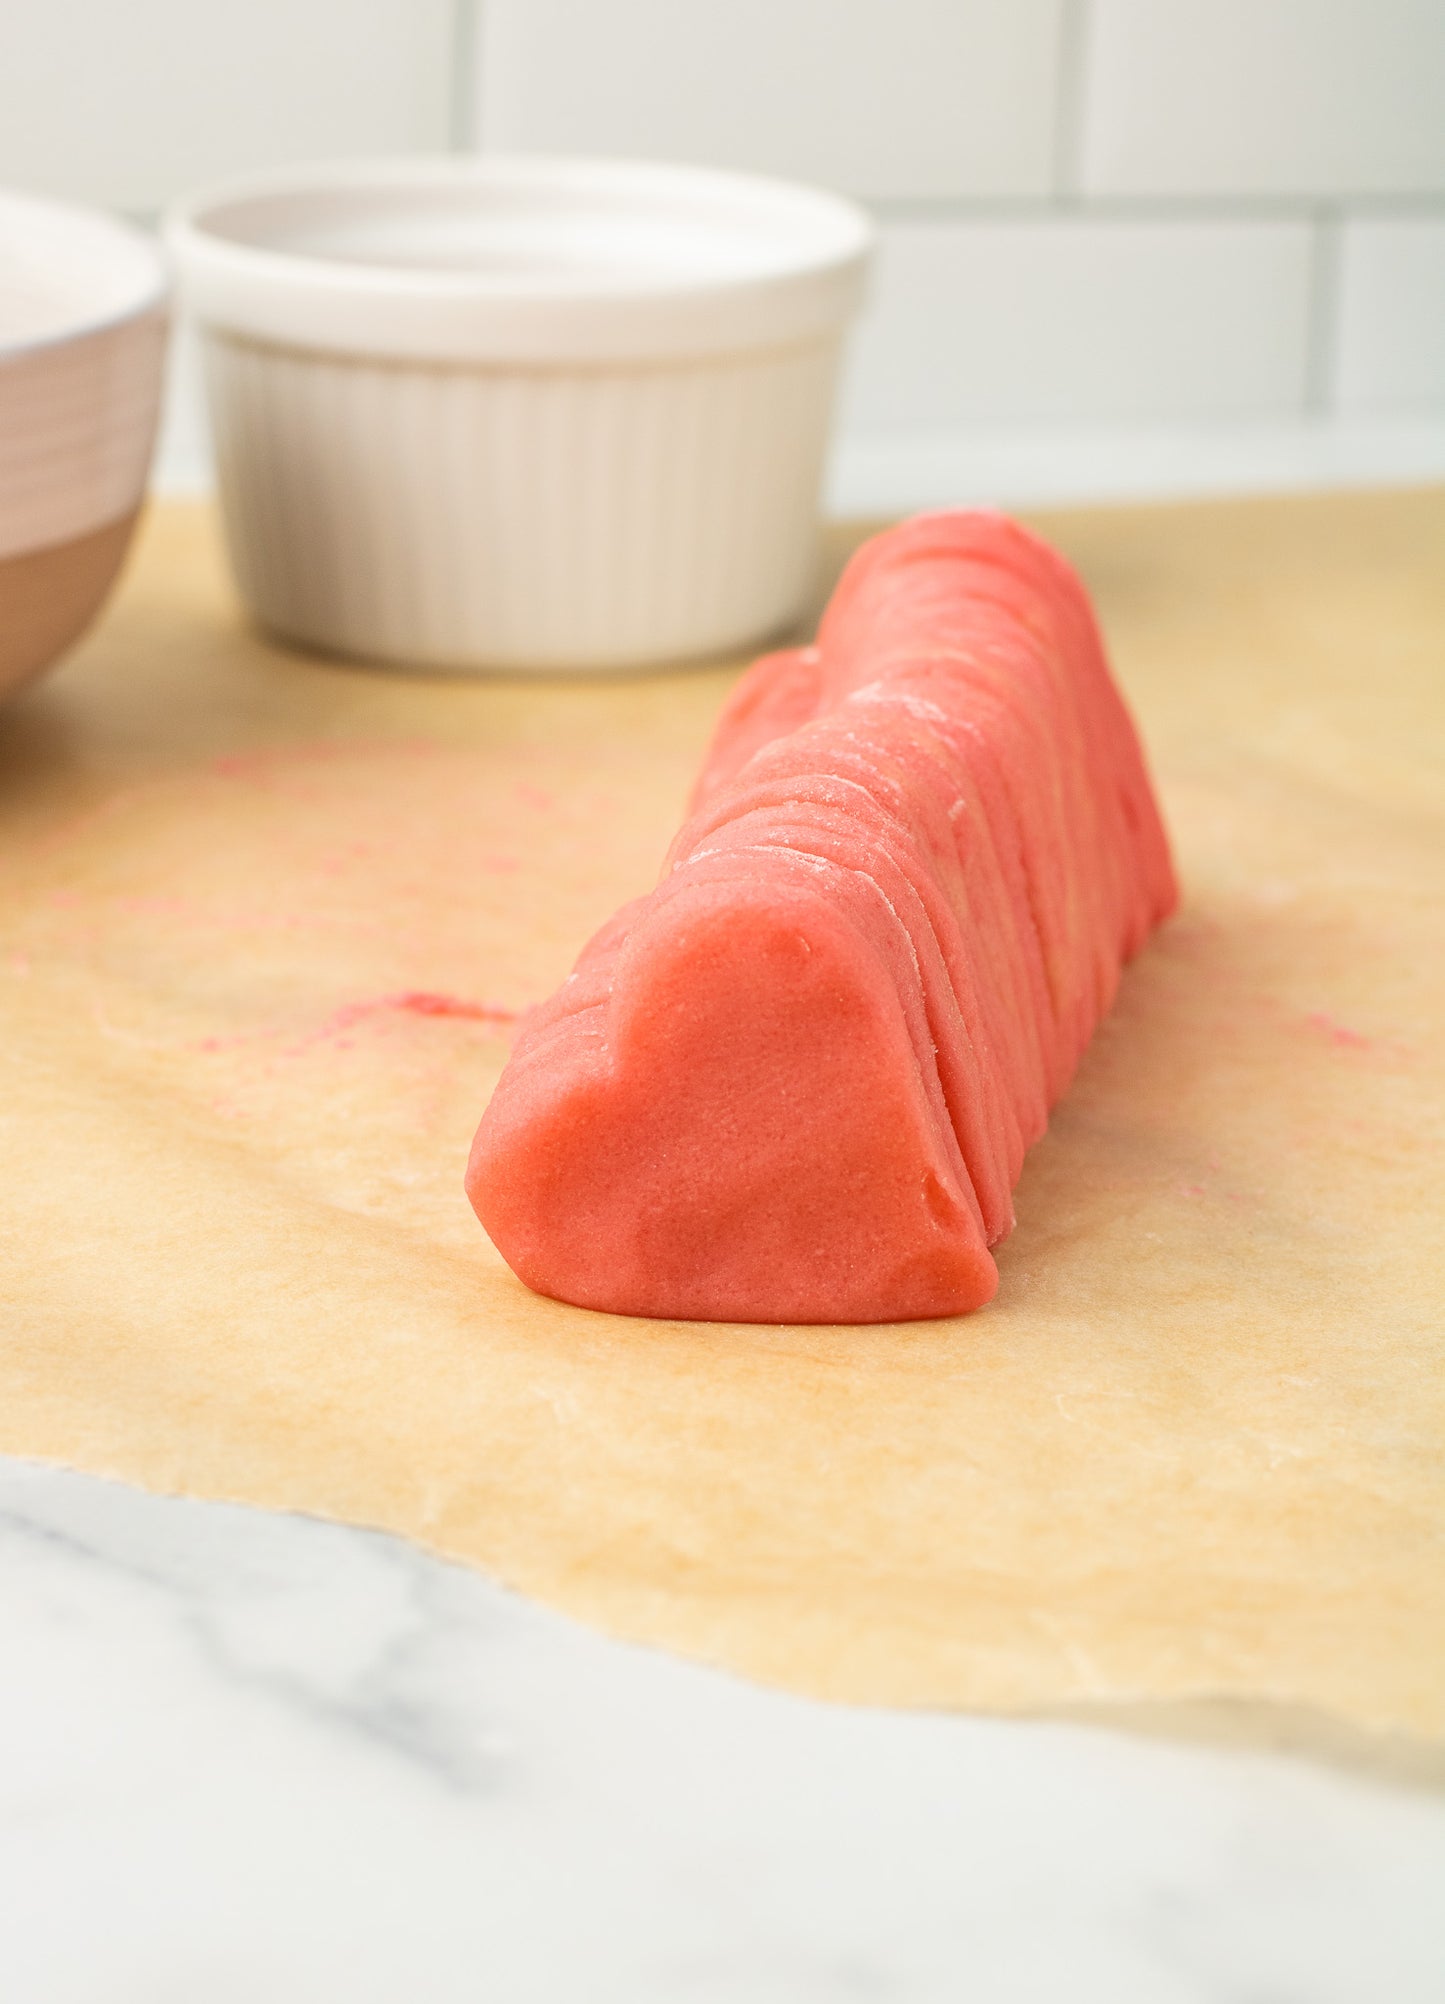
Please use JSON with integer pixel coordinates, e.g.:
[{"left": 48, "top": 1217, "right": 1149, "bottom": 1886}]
[
  {"left": 449, "top": 0, "right": 482, "bottom": 152},
  {"left": 1304, "top": 206, "right": 1345, "bottom": 416},
  {"left": 1051, "top": 0, "right": 1092, "bottom": 203}
]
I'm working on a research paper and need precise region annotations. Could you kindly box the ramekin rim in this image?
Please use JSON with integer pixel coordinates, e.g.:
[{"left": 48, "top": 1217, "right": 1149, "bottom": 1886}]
[{"left": 163, "top": 153, "right": 875, "bottom": 307}]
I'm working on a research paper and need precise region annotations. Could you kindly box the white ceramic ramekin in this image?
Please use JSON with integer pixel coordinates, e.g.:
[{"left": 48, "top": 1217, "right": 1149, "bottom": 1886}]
[
  {"left": 0, "top": 191, "right": 167, "bottom": 699},
  {"left": 167, "top": 157, "right": 872, "bottom": 672}
]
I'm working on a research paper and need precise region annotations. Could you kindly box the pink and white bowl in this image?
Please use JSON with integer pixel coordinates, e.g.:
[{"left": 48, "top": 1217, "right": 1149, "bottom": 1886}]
[{"left": 0, "top": 190, "right": 168, "bottom": 700}]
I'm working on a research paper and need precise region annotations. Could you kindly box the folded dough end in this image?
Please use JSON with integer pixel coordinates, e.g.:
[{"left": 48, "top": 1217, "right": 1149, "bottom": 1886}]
[{"left": 466, "top": 873, "right": 999, "bottom": 1324}]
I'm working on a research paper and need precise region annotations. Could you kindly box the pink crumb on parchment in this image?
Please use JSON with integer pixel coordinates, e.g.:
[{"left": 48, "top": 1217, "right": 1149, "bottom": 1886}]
[
  {"left": 1305, "top": 1011, "right": 1371, "bottom": 1050},
  {"left": 513, "top": 783, "right": 556, "bottom": 813}
]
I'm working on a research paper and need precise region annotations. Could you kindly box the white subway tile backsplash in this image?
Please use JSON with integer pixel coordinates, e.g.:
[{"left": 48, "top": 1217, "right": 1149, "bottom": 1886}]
[
  {"left": 1081, "top": 0, "right": 1445, "bottom": 199},
  {"left": 1333, "top": 216, "right": 1445, "bottom": 412},
  {"left": 475, "top": 0, "right": 1065, "bottom": 200},
  {"left": 0, "top": 0, "right": 454, "bottom": 213},
  {"left": 841, "top": 219, "right": 1314, "bottom": 434},
  {"left": 6, "top": 0, "right": 1438, "bottom": 488}
]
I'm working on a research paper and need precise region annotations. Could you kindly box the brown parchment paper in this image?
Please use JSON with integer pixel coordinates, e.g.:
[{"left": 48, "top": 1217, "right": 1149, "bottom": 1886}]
[{"left": 2, "top": 491, "right": 1442, "bottom": 1769}]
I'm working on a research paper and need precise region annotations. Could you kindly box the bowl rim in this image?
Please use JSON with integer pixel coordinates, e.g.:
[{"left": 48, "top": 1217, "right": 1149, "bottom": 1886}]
[
  {"left": 0, "top": 190, "right": 169, "bottom": 364},
  {"left": 165, "top": 153, "right": 874, "bottom": 364}
]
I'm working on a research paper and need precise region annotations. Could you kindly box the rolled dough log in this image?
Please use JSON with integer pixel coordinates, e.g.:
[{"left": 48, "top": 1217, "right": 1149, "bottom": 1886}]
[{"left": 467, "top": 512, "right": 1177, "bottom": 1321}]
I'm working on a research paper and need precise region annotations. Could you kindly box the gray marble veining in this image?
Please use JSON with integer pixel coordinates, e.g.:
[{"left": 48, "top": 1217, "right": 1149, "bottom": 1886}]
[{"left": 2, "top": 1457, "right": 1442, "bottom": 2002}]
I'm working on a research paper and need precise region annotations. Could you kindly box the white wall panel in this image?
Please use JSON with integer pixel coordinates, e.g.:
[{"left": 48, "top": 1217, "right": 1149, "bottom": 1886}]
[
  {"left": 841, "top": 219, "right": 1314, "bottom": 432},
  {"left": 0, "top": 0, "right": 455, "bottom": 213},
  {"left": 4, "top": 0, "right": 1435, "bottom": 493},
  {"left": 1334, "top": 218, "right": 1445, "bottom": 411},
  {"left": 1081, "top": 0, "right": 1445, "bottom": 199},
  {"left": 476, "top": 0, "right": 1065, "bottom": 200}
]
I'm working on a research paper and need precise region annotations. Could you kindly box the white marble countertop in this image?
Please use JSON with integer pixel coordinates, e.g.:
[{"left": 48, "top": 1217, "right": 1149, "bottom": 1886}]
[{"left": 3, "top": 1456, "right": 1443, "bottom": 2002}]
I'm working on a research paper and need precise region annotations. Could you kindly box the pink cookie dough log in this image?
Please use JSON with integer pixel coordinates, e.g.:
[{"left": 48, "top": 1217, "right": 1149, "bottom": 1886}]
[{"left": 466, "top": 511, "right": 1177, "bottom": 1324}]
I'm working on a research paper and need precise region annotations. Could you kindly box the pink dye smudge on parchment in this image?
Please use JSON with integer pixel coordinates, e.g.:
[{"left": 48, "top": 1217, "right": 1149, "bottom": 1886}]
[
  {"left": 186, "top": 990, "right": 519, "bottom": 1060},
  {"left": 315, "top": 842, "right": 376, "bottom": 877},
  {"left": 116, "top": 893, "right": 192, "bottom": 917},
  {"left": 209, "top": 738, "right": 443, "bottom": 785},
  {"left": 285, "top": 991, "right": 519, "bottom": 1057},
  {"left": 1178, "top": 1178, "right": 1256, "bottom": 1207},
  {"left": 1305, "top": 1011, "right": 1371, "bottom": 1051},
  {"left": 391, "top": 991, "right": 517, "bottom": 1023}
]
